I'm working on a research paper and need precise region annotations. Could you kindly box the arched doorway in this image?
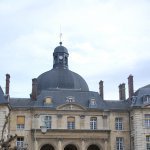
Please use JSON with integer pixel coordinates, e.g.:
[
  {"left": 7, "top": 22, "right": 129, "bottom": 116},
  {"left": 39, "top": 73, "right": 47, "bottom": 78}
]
[
  {"left": 64, "top": 144, "right": 77, "bottom": 150},
  {"left": 87, "top": 144, "right": 100, "bottom": 150},
  {"left": 40, "top": 144, "right": 55, "bottom": 150}
]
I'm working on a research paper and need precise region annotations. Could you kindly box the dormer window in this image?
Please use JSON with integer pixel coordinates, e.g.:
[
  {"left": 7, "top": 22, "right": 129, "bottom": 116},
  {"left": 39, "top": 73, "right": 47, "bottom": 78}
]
[
  {"left": 146, "top": 95, "right": 150, "bottom": 103},
  {"left": 89, "top": 98, "right": 97, "bottom": 108},
  {"left": 143, "top": 95, "right": 150, "bottom": 104},
  {"left": 44, "top": 97, "right": 53, "bottom": 106},
  {"left": 131, "top": 96, "right": 137, "bottom": 104},
  {"left": 66, "top": 96, "right": 75, "bottom": 103}
]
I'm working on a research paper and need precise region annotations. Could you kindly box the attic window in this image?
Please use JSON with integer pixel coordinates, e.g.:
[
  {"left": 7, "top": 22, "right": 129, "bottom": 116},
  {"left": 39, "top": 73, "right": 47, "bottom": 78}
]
[
  {"left": 44, "top": 97, "right": 53, "bottom": 106},
  {"left": 66, "top": 96, "right": 75, "bottom": 103},
  {"left": 143, "top": 95, "right": 150, "bottom": 104},
  {"left": 89, "top": 98, "right": 97, "bottom": 108},
  {"left": 131, "top": 96, "right": 137, "bottom": 104}
]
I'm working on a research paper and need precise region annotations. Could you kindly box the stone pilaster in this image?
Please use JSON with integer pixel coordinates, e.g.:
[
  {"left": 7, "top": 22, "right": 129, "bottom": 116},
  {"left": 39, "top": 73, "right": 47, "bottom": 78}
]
[
  {"left": 58, "top": 139, "right": 62, "bottom": 150},
  {"left": 81, "top": 139, "right": 85, "bottom": 150},
  {"left": 104, "top": 140, "right": 108, "bottom": 150},
  {"left": 34, "top": 140, "right": 38, "bottom": 150}
]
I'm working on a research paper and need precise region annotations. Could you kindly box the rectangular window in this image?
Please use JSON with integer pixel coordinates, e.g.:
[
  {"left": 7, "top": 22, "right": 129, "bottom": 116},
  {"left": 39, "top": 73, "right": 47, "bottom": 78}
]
[
  {"left": 67, "top": 117, "right": 75, "bottom": 129},
  {"left": 44, "top": 116, "right": 51, "bottom": 129},
  {"left": 115, "top": 118, "right": 123, "bottom": 130},
  {"left": 145, "top": 114, "right": 150, "bottom": 128},
  {"left": 146, "top": 135, "right": 150, "bottom": 150},
  {"left": 16, "top": 137, "right": 24, "bottom": 148},
  {"left": 116, "top": 137, "right": 124, "bottom": 150},
  {"left": 90, "top": 117, "right": 97, "bottom": 130},
  {"left": 67, "top": 122, "right": 75, "bottom": 129},
  {"left": 17, "top": 116, "right": 25, "bottom": 129}
]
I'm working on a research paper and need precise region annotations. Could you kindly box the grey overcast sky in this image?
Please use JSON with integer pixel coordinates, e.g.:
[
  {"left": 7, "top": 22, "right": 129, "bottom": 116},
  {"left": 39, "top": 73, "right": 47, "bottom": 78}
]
[{"left": 0, "top": 0, "right": 150, "bottom": 100}]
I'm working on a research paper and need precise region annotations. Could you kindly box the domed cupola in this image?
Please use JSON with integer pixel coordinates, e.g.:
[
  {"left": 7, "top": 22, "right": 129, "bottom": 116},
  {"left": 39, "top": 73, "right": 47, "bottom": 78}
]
[
  {"left": 36, "top": 42, "right": 89, "bottom": 94},
  {"left": 53, "top": 42, "right": 69, "bottom": 69}
]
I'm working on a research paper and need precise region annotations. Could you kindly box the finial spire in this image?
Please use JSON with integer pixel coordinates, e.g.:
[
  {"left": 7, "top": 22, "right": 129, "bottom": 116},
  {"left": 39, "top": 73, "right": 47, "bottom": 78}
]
[{"left": 59, "top": 25, "right": 62, "bottom": 46}]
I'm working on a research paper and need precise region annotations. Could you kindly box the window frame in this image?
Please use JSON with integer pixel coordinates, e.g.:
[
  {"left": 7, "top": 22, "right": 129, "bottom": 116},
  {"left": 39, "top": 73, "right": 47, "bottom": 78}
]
[
  {"left": 144, "top": 114, "right": 150, "bottom": 128},
  {"left": 67, "top": 117, "right": 75, "bottom": 129},
  {"left": 16, "top": 116, "right": 25, "bottom": 130},
  {"left": 116, "top": 137, "right": 124, "bottom": 150},
  {"left": 115, "top": 117, "right": 123, "bottom": 130},
  {"left": 44, "top": 115, "right": 52, "bottom": 129},
  {"left": 16, "top": 137, "right": 24, "bottom": 148},
  {"left": 146, "top": 135, "right": 150, "bottom": 150},
  {"left": 90, "top": 117, "right": 97, "bottom": 130}
]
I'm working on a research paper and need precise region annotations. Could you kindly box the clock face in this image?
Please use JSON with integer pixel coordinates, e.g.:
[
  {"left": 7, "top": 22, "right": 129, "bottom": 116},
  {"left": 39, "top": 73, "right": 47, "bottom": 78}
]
[{"left": 59, "top": 56, "right": 63, "bottom": 60}]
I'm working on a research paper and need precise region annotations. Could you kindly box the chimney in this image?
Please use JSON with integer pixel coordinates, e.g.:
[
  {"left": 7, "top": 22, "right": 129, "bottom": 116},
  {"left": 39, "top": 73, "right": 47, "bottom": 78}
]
[
  {"left": 121, "top": 83, "right": 126, "bottom": 100},
  {"left": 128, "top": 75, "right": 134, "bottom": 99},
  {"left": 119, "top": 83, "right": 126, "bottom": 100},
  {"left": 99, "top": 80, "right": 104, "bottom": 100},
  {"left": 5, "top": 74, "right": 10, "bottom": 95},
  {"left": 31, "top": 78, "right": 37, "bottom": 100},
  {"left": 119, "top": 84, "right": 122, "bottom": 100}
]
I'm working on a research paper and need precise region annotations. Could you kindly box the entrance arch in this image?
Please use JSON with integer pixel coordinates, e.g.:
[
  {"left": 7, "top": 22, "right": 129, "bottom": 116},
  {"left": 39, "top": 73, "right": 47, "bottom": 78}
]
[
  {"left": 64, "top": 144, "right": 77, "bottom": 150},
  {"left": 40, "top": 144, "right": 55, "bottom": 150},
  {"left": 87, "top": 144, "right": 100, "bottom": 150}
]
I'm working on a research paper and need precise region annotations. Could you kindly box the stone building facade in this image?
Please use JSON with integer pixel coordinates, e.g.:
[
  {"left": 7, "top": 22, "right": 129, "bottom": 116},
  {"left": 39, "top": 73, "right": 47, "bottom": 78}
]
[
  {"left": 0, "top": 86, "right": 9, "bottom": 145},
  {"left": 0, "top": 42, "right": 150, "bottom": 150}
]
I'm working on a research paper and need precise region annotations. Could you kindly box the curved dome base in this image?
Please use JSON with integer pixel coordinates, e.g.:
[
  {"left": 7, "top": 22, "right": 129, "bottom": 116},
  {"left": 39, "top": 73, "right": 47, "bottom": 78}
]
[{"left": 37, "top": 68, "right": 89, "bottom": 94}]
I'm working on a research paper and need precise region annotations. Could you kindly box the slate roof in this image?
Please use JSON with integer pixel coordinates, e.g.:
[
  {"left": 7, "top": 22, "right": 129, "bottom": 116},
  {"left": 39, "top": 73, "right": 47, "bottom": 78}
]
[
  {"left": 131, "top": 84, "right": 150, "bottom": 107},
  {"left": 103, "top": 100, "right": 131, "bottom": 111},
  {"left": 10, "top": 89, "right": 132, "bottom": 111},
  {"left": 0, "top": 86, "right": 8, "bottom": 104},
  {"left": 10, "top": 82, "right": 150, "bottom": 110},
  {"left": 37, "top": 68, "right": 89, "bottom": 94},
  {"left": 10, "top": 90, "right": 102, "bottom": 109}
]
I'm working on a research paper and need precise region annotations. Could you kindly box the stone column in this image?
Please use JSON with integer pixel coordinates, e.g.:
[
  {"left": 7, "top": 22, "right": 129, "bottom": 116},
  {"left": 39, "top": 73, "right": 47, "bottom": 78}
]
[{"left": 58, "top": 140, "right": 62, "bottom": 150}]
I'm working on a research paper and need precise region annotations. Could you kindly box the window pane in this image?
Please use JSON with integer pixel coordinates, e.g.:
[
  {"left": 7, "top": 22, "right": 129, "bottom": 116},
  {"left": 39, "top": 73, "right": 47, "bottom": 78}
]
[
  {"left": 147, "top": 143, "right": 150, "bottom": 150},
  {"left": 44, "top": 116, "right": 51, "bottom": 129},
  {"left": 67, "top": 117, "right": 75, "bottom": 129},
  {"left": 67, "top": 122, "right": 75, "bottom": 129},
  {"left": 16, "top": 137, "right": 24, "bottom": 148},
  {"left": 145, "top": 114, "right": 150, "bottom": 128},
  {"left": 146, "top": 136, "right": 150, "bottom": 142},
  {"left": 116, "top": 137, "right": 124, "bottom": 150},
  {"left": 115, "top": 118, "right": 123, "bottom": 130},
  {"left": 90, "top": 117, "right": 97, "bottom": 130}
]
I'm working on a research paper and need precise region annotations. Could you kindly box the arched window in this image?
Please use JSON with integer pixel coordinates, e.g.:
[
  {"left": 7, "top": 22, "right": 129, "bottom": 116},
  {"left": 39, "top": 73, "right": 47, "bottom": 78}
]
[
  {"left": 67, "top": 117, "right": 75, "bottom": 129},
  {"left": 90, "top": 117, "right": 97, "bottom": 130}
]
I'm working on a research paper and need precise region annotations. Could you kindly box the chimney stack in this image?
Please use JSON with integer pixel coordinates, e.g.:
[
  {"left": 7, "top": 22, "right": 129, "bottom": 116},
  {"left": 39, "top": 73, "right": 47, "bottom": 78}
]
[
  {"left": 119, "top": 83, "right": 126, "bottom": 100},
  {"left": 99, "top": 80, "right": 104, "bottom": 100},
  {"left": 31, "top": 78, "right": 37, "bottom": 100},
  {"left": 5, "top": 74, "right": 10, "bottom": 95},
  {"left": 128, "top": 75, "right": 134, "bottom": 99}
]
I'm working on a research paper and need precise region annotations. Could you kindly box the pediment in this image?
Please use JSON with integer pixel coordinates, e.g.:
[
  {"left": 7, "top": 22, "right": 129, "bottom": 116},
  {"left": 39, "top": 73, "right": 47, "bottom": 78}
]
[{"left": 57, "top": 103, "right": 86, "bottom": 110}]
